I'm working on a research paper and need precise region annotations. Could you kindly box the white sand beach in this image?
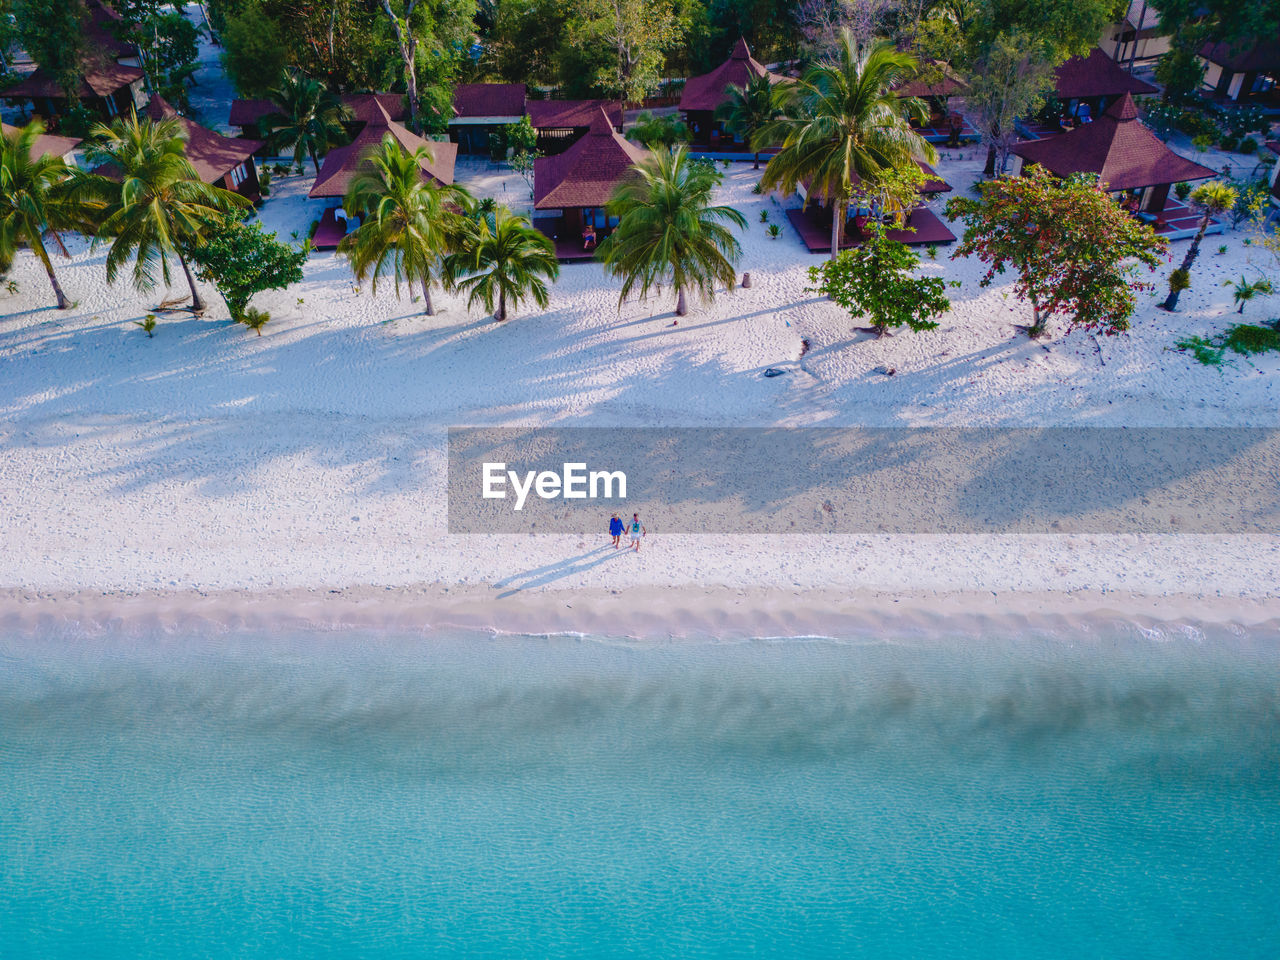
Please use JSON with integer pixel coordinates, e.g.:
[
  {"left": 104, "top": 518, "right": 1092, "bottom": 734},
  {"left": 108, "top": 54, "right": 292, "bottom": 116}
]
[{"left": 3, "top": 28, "right": 1280, "bottom": 635}]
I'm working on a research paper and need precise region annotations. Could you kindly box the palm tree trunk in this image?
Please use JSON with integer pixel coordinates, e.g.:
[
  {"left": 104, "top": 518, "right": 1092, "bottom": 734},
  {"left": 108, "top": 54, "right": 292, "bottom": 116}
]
[
  {"left": 178, "top": 252, "right": 206, "bottom": 313},
  {"left": 311, "top": 150, "right": 321, "bottom": 176},
  {"left": 829, "top": 200, "right": 843, "bottom": 260},
  {"left": 1162, "top": 211, "right": 1211, "bottom": 311},
  {"left": 753, "top": 151, "right": 760, "bottom": 170},
  {"left": 675, "top": 286, "right": 687, "bottom": 316},
  {"left": 31, "top": 235, "right": 71, "bottom": 310},
  {"left": 496, "top": 288, "right": 507, "bottom": 322},
  {"left": 422, "top": 279, "right": 434, "bottom": 316}
]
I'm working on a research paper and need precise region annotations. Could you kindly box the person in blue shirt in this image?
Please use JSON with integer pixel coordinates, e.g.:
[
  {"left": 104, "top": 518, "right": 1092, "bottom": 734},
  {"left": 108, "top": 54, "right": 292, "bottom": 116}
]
[{"left": 609, "top": 514, "right": 624, "bottom": 549}]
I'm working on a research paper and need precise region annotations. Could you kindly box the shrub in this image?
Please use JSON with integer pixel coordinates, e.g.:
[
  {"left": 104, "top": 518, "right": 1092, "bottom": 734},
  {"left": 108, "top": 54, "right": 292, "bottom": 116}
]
[
  {"left": 188, "top": 219, "right": 307, "bottom": 322},
  {"left": 759, "top": 210, "right": 769, "bottom": 223},
  {"left": 133, "top": 314, "right": 158, "bottom": 338},
  {"left": 1218, "top": 135, "right": 1239, "bottom": 153},
  {"left": 1239, "top": 137, "right": 1259, "bottom": 155},
  {"left": 766, "top": 223, "right": 781, "bottom": 239},
  {"left": 1174, "top": 181, "right": 1192, "bottom": 201},
  {"left": 1178, "top": 323, "right": 1280, "bottom": 365}
]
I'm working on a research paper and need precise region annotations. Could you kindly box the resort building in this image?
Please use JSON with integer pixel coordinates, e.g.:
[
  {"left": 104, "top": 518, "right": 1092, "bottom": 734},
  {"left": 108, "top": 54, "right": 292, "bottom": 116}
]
[
  {"left": 532, "top": 108, "right": 648, "bottom": 261},
  {"left": 678, "top": 38, "right": 786, "bottom": 147},
  {"left": 1102, "top": 1, "right": 1171, "bottom": 69},
  {"left": 1198, "top": 38, "right": 1280, "bottom": 102},
  {"left": 526, "top": 99, "right": 624, "bottom": 155},
  {"left": 229, "top": 93, "right": 408, "bottom": 150},
  {"left": 308, "top": 101, "right": 458, "bottom": 248},
  {"left": 145, "top": 96, "right": 264, "bottom": 202},
  {"left": 1, "top": 62, "right": 147, "bottom": 126},
  {"left": 1012, "top": 93, "right": 1220, "bottom": 239},
  {"left": 1, "top": 122, "right": 82, "bottom": 164},
  {"left": 1050, "top": 48, "right": 1157, "bottom": 122},
  {"left": 448, "top": 83, "right": 526, "bottom": 155}
]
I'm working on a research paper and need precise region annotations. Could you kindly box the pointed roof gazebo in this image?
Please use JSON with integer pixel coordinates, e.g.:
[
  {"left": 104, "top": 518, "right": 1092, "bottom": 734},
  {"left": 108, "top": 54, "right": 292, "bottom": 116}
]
[
  {"left": 533, "top": 108, "right": 648, "bottom": 210},
  {"left": 679, "top": 38, "right": 784, "bottom": 114},
  {"left": 309, "top": 101, "right": 458, "bottom": 199},
  {"left": 1012, "top": 93, "right": 1215, "bottom": 212}
]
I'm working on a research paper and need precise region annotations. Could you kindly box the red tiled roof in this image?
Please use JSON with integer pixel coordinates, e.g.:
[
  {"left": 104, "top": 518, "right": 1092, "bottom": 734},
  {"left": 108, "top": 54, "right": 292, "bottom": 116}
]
[
  {"left": 679, "top": 38, "right": 784, "bottom": 113},
  {"left": 452, "top": 83, "right": 526, "bottom": 119},
  {"left": 527, "top": 99, "right": 624, "bottom": 130},
  {"left": 1053, "top": 48, "right": 1157, "bottom": 100},
  {"left": 1, "top": 121, "right": 81, "bottom": 160},
  {"left": 309, "top": 103, "right": 457, "bottom": 198},
  {"left": 85, "top": 0, "right": 136, "bottom": 61},
  {"left": 2, "top": 61, "right": 144, "bottom": 100},
  {"left": 1198, "top": 38, "right": 1280, "bottom": 74},
  {"left": 231, "top": 92, "right": 406, "bottom": 131},
  {"left": 534, "top": 108, "right": 648, "bottom": 209},
  {"left": 1012, "top": 93, "right": 1216, "bottom": 192},
  {"left": 145, "top": 96, "right": 263, "bottom": 183},
  {"left": 229, "top": 98, "right": 274, "bottom": 128}
]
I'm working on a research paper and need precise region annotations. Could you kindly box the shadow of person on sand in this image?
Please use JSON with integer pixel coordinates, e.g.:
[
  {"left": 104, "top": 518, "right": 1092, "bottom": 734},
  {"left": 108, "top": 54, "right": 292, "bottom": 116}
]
[{"left": 494, "top": 545, "right": 627, "bottom": 598}]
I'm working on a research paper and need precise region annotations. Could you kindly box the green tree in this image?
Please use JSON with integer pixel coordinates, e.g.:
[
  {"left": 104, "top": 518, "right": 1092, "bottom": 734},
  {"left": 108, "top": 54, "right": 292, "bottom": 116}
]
[
  {"left": 966, "top": 29, "right": 1055, "bottom": 176},
  {"left": 444, "top": 205, "right": 559, "bottom": 321},
  {"left": 77, "top": 111, "right": 251, "bottom": 312},
  {"left": 187, "top": 217, "right": 308, "bottom": 321},
  {"left": 219, "top": 1, "right": 289, "bottom": 97},
  {"left": 628, "top": 111, "right": 691, "bottom": 149},
  {"left": 758, "top": 32, "right": 936, "bottom": 259},
  {"left": 0, "top": 120, "right": 95, "bottom": 309},
  {"left": 964, "top": 0, "right": 1128, "bottom": 65},
  {"left": 1160, "top": 180, "right": 1237, "bottom": 311},
  {"left": 1155, "top": 25, "right": 1207, "bottom": 104},
  {"left": 715, "top": 73, "right": 775, "bottom": 169},
  {"left": 568, "top": 0, "right": 683, "bottom": 102},
  {"left": 339, "top": 133, "right": 471, "bottom": 316},
  {"left": 13, "top": 0, "right": 85, "bottom": 101},
  {"left": 807, "top": 221, "right": 954, "bottom": 336},
  {"left": 597, "top": 144, "right": 746, "bottom": 317},
  {"left": 946, "top": 166, "right": 1167, "bottom": 337},
  {"left": 260, "top": 69, "right": 352, "bottom": 176},
  {"left": 109, "top": 1, "right": 201, "bottom": 108}
]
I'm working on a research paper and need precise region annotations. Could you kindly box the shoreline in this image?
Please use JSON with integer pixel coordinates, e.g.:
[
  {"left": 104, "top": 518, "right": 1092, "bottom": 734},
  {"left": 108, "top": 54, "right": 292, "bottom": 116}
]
[{"left": 4, "top": 583, "right": 1279, "bottom": 640}]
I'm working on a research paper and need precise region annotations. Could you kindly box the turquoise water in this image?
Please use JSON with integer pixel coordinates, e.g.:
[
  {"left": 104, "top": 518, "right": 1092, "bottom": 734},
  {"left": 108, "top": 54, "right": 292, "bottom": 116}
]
[{"left": 2, "top": 628, "right": 1278, "bottom": 958}]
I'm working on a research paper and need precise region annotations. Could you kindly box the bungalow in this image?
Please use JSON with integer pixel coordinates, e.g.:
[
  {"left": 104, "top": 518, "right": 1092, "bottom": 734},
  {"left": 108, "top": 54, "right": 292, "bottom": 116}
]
[
  {"left": 1103, "top": 1, "right": 1171, "bottom": 69},
  {"left": 1, "top": 60, "right": 147, "bottom": 125},
  {"left": 1198, "top": 38, "right": 1280, "bottom": 102},
  {"left": 448, "top": 83, "right": 526, "bottom": 155},
  {"left": 532, "top": 108, "right": 648, "bottom": 261},
  {"left": 229, "top": 92, "right": 407, "bottom": 148},
  {"left": 526, "top": 99, "right": 624, "bottom": 155},
  {"left": 678, "top": 38, "right": 786, "bottom": 147},
  {"left": 308, "top": 101, "right": 458, "bottom": 247},
  {"left": 1051, "top": 47, "right": 1157, "bottom": 122},
  {"left": 1, "top": 122, "right": 82, "bottom": 164},
  {"left": 146, "top": 96, "right": 264, "bottom": 201},
  {"left": 1012, "top": 93, "right": 1219, "bottom": 239}
]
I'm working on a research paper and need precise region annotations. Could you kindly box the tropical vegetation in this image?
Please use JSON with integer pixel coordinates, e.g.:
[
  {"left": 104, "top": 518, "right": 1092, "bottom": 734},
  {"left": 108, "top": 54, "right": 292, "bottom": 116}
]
[
  {"left": 1160, "top": 181, "right": 1238, "bottom": 312},
  {"left": 340, "top": 134, "right": 470, "bottom": 316},
  {"left": 598, "top": 146, "right": 745, "bottom": 317},
  {"left": 260, "top": 69, "right": 353, "bottom": 175},
  {"left": 757, "top": 33, "right": 935, "bottom": 260},
  {"left": 444, "top": 206, "right": 559, "bottom": 322}
]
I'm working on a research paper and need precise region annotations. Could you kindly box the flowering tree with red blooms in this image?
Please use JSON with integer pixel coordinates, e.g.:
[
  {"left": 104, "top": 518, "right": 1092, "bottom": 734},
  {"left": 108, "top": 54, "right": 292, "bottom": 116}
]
[{"left": 945, "top": 166, "right": 1167, "bottom": 338}]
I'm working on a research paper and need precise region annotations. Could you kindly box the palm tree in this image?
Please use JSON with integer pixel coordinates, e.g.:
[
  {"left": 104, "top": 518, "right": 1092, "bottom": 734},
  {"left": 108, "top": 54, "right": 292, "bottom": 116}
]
[
  {"left": 0, "top": 120, "right": 93, "bottom": 309},
  {"left": 340, "top": 134, "right": 471, "bottom": 317},
  {"left": 628, "top": 112, "right": 690, "bottom": 150},
  {"left": 716, "top": 74, "right": 776, "bottom": 169},
  {"left": 757, "top": 32, "right": 936, "bottom": 259},
  {"left": 260, "top": 69, "right": 352, "bottom": 176},
  {"left": 1161, "top": 180, "right": 1238, "bottom": 311},
  {"left": 77, "top": 111, "right": 250, "bottom": 313},
  {"left": 444, "top": 206, "right": 559, "bottom": 322},
  {"left": 597, "top": 145, "right": 746, "bottom": 317}
]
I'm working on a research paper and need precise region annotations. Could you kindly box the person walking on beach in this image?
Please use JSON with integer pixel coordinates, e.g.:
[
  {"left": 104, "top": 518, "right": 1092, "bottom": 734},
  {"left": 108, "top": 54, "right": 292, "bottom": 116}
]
[
  {"left": 609, "top": 513, "right": 624, "bottom": 549},
  {"left": 627, "top": 513, "right": 646, "bottom": 552}
]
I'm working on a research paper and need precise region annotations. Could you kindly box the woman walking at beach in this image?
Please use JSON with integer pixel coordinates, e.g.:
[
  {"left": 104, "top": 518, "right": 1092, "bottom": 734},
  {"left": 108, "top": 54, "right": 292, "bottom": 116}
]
[
  {"left": 628, "top": 514, "right": 646, "bottom": 552},
  {"left": 609, "top": 514, "right": 624, "bottom": 549}
]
